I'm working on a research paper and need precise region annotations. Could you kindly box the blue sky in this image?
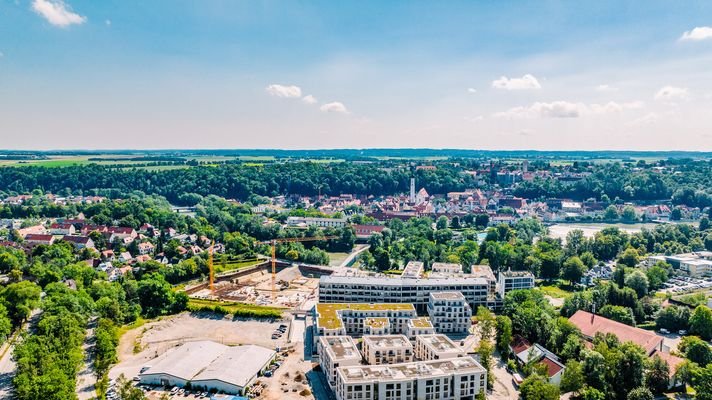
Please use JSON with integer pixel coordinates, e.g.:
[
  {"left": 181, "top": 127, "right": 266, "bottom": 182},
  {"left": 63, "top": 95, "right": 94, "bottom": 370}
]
[{"left": 1, "top": 0, "right": 712, "bottom": 150}]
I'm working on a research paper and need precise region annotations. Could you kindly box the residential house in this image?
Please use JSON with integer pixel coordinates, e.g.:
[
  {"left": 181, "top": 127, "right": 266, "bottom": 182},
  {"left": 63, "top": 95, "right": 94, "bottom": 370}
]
[
  {"left": 509, "top": 338, "right": 566, "bottom": 385},
  {"left": 352, "top": 224, "right": 385, "bottom": 240},
  {"left": 119, "top": 252, "right": 133, "bottom": 263},
  {"left": 24, "top": 234, "right": 55, "bottom": 246},
  {"left": 62, "top": 235, "right": 95, "bottom": 250},
  {"left": 137, "top": 242, "right": 155, "bottom": 255},
  {"left": 49, "top": 223, "right": 76, "bottom": 236}
]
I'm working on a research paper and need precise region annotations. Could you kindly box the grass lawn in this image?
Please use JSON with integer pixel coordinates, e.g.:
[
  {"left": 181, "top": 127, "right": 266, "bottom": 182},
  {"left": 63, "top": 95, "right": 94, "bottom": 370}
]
[
  {"left": 327, "top": 252, "right": 350, "bottom": 267},
  {"left": 214, "top": 258, "right": 262, "bottom": 274},
  {"left": 536, "top": 280, "right": 576, "bottom": 299},
  {"left": 187, "top": 298, "right": 283, "bottom": 318}
]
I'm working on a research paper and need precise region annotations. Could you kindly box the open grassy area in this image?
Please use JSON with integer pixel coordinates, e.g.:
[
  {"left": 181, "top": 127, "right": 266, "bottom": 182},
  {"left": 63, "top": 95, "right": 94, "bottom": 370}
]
[
  {"left": 327, "top": 252, "right": 350, "bottom": 267},
  {"left": 214, "top": 258, "right": 262, "bottom": 274},
  {"left": 536, "top": 280, "right": 576, "bottom": 299},
  {"left": 187, "top": 298, "right": 283, "bottom": 319}
]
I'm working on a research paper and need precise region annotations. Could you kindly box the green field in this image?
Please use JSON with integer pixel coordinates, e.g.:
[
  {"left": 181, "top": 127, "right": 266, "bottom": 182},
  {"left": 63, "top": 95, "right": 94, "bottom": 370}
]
[
  {"left": 327, "top": 252, "right": 350, "bottom": 267},
  {"left": 187, "top": 298, "right": 283, "bottom": 319},
  {"left": 536, "top": 280, "right": 576, "bottom": 299},
  {"left": 237, "top": 155, "right": 276, "bottom": 161},
  {"left": 214, "top": 258, "right": 263, "bottom": 274}
]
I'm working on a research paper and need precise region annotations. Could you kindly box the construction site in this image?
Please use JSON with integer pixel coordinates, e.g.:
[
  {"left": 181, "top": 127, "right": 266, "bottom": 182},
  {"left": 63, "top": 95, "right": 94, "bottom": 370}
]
[
  {"left": 185, "top": 261, "right": 330, "bottom": 308},
  {"left": 183, "top": 236, "right": 346, "bottom": 309}
]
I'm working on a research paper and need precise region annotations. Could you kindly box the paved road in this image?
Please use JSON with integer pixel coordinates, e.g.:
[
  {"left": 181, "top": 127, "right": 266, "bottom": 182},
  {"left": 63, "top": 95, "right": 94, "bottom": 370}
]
[
  {"left": 0, "top": 309, "right": 42, "bottom": 399},
  {"left": 76, "top": 317, "right": 98, "bottom": 400},
  {"left": 339, "top": 244, "right": 370, "bottom": 267}
]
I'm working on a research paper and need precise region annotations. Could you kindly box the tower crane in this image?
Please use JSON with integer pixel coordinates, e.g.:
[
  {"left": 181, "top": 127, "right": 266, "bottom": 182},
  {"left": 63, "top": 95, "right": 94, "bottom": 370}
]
[
  {"left": 208, "top": 240, "right": 215, "bottom": 294},
  {"left": 261, "top": 235, "right": 339, "bottom": 300}
]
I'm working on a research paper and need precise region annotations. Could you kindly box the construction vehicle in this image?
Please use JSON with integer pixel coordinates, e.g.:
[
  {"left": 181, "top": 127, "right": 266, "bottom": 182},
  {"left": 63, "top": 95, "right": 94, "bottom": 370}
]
[{"left": 261, "top": 236, "right": 339, "bottom": 300}]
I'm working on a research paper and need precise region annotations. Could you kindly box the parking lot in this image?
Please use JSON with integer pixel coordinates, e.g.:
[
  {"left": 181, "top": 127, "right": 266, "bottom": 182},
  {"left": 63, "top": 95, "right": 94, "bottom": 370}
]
[{"left": 657, "top": 275, "right": 712, "bottom": 294}]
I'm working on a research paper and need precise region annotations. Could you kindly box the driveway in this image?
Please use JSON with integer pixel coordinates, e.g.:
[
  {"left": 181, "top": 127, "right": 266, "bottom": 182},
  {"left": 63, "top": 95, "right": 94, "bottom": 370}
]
[{"left": 489, "top": 352, "right": 518, "bottom": 400}]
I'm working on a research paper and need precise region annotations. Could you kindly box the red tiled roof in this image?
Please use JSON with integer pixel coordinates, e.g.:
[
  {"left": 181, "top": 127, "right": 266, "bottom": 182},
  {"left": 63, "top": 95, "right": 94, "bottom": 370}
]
[
  {"left": 569, "top": 310, "right": 663, "bottom": 355},
  {"left": 62, "top": 235, "right": 90, "bottom": 244},
  {"left": 539, "top": 356, "right": 564, "bottom": 378},
  {"left": 510, "top": 336, "right": 532, "bottom": 356},
  {"left": 652, "top": 350, "right": 685, "bottom": 376},
  {"left": 25, "top": 234, "right": 53, "bottom": 241}
]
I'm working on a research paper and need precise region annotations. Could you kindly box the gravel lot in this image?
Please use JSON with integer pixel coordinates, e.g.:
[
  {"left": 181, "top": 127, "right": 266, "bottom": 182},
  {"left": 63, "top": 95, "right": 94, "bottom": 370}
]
[{"left": 110, "top": 312, "right": 290, "bottom": 383}]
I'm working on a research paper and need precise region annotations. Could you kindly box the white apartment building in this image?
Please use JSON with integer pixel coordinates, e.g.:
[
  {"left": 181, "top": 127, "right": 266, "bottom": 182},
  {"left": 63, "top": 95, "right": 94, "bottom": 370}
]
[
  {"left": 315, "top": 303, "right": 418, "bottom": 339},
  {"left": 406, "top": 318, "right": 435, "bottom": 341},
  {"left": 364, "top": 318, "right": 391, "bottom": 336},
  {"left": 647, "top": 252, "right": 712, "bottom": 277},
  {"left": 362, "top": 335, "right": 414, "bottom": 365},
  {"left": 319, "top": 276, "right": 491, "bottom": 313},
  {"left": 286, "top": 216, "right": 347, "bottom": 228},
  {"left": 333, "top": 357, "right": 486, "bottom": 400},
  {"left": 496, "top": 269, "right": 535, "bottom": 298},
  {"left": 318, "top": 336, "right": 362, "bottom": 387},
  {"left": 415, "top": 334, "right": 466, "bottom": 361},
  {"left": 427, "top": 292, "right": 472, "bottom": 335},
  {"left": 470, "top": 265, "right": 497, "bottom": 295}
]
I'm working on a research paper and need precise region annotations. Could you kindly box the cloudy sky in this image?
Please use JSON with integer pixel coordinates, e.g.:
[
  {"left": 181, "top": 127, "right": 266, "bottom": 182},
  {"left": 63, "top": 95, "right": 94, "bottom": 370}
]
[{"left": 1, "top": 0, "right": 712, "bottom": 150}]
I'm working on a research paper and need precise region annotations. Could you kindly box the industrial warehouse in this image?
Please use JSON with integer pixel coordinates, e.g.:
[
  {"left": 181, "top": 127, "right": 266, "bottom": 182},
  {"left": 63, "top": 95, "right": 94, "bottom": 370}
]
[{"left": 138, "top": 341, "right": 276, "bottom": 395}]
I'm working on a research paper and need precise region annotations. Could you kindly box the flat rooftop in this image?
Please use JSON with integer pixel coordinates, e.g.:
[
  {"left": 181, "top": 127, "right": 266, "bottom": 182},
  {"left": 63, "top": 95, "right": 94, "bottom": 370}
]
[
  {"left": 316, "top": 303, "right": 416, "bottom": 330},
  {"left": 500, "top": 270, "right": 534, "bottom": 278},
  {"left": 363, "top": 335, "right": 412, "bottom": 349},
  {"left": 141, "top": 341, "right": 275, "bottom": 388},
  {"left": 417, "top": 334, "right": 461, "bottom": 353},
  {"left": 431, "top": 262, "right": 462, "bottom": 273},
  {"left": 408, "top": 317, "right": 433, "bottom": 328},
  {"left": 319, "top": 336, "right": 361, "bottom": 361},
  {"left": 337, "top": 357, "right": 484, "bottom": 383},
  {"left": 365, "top": 317, "right": 390, "bottom": 329},
  {"left": 402, "top": 261, "right": 424, "bottom": 278},
  {"left": 321, "top": 275, "right": 489, "bottom": 287},
  {"left": 430, "top": 291, "right": 466, "bottom": 300},
  {"left": 470, "top": 265, "right": 496, "bottom": 281}
]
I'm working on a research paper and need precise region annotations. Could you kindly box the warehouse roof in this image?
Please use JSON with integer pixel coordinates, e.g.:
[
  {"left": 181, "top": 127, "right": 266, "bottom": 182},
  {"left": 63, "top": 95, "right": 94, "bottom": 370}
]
[
  {"left": 141, "top": 341, "right": 275, "bottom": 388},
  {"left": 192, "top": 345, "right": 276, "bottom": 387}
]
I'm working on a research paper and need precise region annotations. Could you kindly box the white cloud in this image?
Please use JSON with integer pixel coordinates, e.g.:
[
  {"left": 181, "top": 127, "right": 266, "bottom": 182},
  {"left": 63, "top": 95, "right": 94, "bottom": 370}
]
[
  {"left": 680, "top": 26, "right": 712, "bottom": 41},
  {"left": 595, "top": 84, "right": 618, "bottom": 92},
  {"left": 654, "top": 86, "right": 689, "bottom": 101},
  {"left": 320, "top": 102, "right": 349, "bottom": 114},
  {"left": 0, "top": 52, "right": 4, "bottom": 58},
  {"left": 302, "top": 95, "right": 318, "bottom": 104},
  {"left": 494, "top": 101, "right": 583, "bottom": 118},
  {"left": 627, "top": 113, "right": 659, "bottom": 127},
  {"left": 494, "top": 100, "right": 643, "bottom": 119},
  {"left": 491, "top": 74, "right": 541, "bottom": 90},
  {"left": 32, "top": 0, "right": 86, "bottom": 27},
  {"left": 265, "top": 84, "right": 302, "bottom": 98},
  {"left": 464, "top": 115, "right": 484, "bottom": 122},
  {"left": 589, "top": 101, "right": 644, "bottom": 114},
  {"left": 105, "top": 19, "right": 111, "bottom": 26},
  {"left": 467, "top": 88, "right": 477, "bottom": 94}
]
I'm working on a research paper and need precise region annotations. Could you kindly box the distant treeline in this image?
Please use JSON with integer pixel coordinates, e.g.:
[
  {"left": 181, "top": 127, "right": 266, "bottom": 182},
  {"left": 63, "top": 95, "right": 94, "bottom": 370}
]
[
  {"left": 87, "top": 156, "right": 187, "bottom": 162},
  {"left": 2, "top": 148, "right": 712, "bottom": 160},
  {"left": 0, "top": 160, "right": 710, "bottom": 208}
]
